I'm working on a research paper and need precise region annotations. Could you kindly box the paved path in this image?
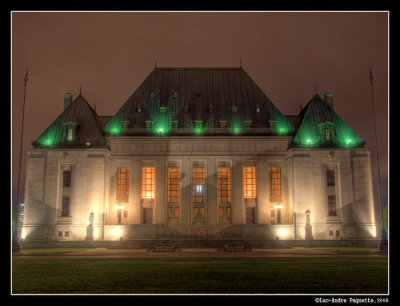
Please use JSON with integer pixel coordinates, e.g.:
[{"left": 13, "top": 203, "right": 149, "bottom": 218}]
[{"left": 13, "top": 247, "right": 387, "bottom": 259}]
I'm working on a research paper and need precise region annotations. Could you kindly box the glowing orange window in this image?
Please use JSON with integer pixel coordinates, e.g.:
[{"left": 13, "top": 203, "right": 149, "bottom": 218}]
[
  {"left": 141, "top": 167, "right": 155, "bottom": 199},
  {"left": 243, "top": 166, "right": 257, "bottom": 199}
]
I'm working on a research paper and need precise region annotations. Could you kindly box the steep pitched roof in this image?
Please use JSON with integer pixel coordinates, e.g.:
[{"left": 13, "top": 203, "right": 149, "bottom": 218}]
[
  {"left": 292, "top": 94, "right": 364, "bottom": 148},
  {"left": 103, "top": 67, "right": 295, "bottom": 136},
  {"left": 33, "top": 94, "right": 109, "bottom": 148}
]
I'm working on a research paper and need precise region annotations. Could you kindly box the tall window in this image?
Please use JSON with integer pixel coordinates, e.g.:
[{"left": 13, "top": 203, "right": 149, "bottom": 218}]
[
  {"left": 61, "top": 170, "right": 72, "bottom": 217},
  {"left": 218, "top": 167, "right": 231, "bottom": 203},
  {"left": 192, "top": 167, "right": 206, "bottom": 203},
  {"left": 142, "top": 167, "right": 155, "bottom": 199},
  {"left": 243, "top": 166, "right": 257, "bottom": 199},
  {"left": 168, "top": 167, "right": 181, "bottom": 203},
  {"left": 325, "top": 167, "right": 338, "bottom": 217},
  {"left": 328, "top": 195, "right": 337, "bottom": 216},
  {"left": 269, "top": 166, "right": 281, "bottom": 202},
  {"left": 117, "top": 167, "right": 129, "bottom": 203},
  {"left": 326, "top": 169, "right": 335, "bottom": 186}
]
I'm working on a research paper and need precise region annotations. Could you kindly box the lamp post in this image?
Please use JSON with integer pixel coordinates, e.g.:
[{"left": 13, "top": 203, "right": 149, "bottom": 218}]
[
  {"left": 369, "top": 68, "right": 387, "bottom": 251},
  {"left": 13, "top": 69, "right": 28, "bottom": 253}
]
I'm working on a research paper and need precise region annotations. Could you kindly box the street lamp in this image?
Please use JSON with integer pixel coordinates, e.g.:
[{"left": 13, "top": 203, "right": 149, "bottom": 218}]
[
  {"left": 369, "top": 68, "right": 387, "bottom": 251},
  {"left": 12, "top": 69, "right": 28, "bottom": 253}
]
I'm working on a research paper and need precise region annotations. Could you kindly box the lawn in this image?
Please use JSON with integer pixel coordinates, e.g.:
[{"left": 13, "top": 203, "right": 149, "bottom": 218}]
[
  {"left": 20, "top": 248, "right": 93, "bottom": 256},
  {"left": 307, "top": 247, "right": 378, "bottom": 255},
  {"left": 12, "top": 257, "right": 388, "bottom": 294}
]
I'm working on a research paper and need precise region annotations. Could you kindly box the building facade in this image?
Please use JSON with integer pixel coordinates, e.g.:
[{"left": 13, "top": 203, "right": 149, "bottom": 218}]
[{"left": 21, "top": 67, "right": 376, "bottom": 241}]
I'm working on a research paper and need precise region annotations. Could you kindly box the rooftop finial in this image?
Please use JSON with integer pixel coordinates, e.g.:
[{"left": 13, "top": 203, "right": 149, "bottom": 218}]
[
  {"left": 155, "top": 59, "right": 157, "bottom": 69},
  {"left": 240, "top": 57, "right": 242, "bottom": 68},
  {"left": 80, "top": 85, "right": 82, "bottom": 95},
  {"left": 315, "top": 84, "right": 319, "bottom": 95}
]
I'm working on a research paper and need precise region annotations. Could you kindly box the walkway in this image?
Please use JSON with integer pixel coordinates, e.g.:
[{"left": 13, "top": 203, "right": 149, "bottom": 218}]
[{"left": 12, "top": 247, "right": 387, "bottom": 259}]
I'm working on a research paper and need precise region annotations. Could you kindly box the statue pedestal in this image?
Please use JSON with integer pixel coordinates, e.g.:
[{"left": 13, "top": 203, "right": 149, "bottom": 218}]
[
  {"left": 305, "top": 225, "right": 313, "bottom": 240},
  {"left": 85, "top": 225, "right": 94, "bottom": 241}
]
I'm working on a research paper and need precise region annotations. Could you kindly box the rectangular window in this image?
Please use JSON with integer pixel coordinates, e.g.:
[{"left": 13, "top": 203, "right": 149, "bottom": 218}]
[
  {"left": 225, "top": 207, "right": 231, "bottom": 218},
  {"left": 269, "top": 166, "right": 281, "bottom": 202},
  {"left": 64, "top": 231, "right": 70, "bottom": 237},
  {"left": 67, "top": 127, "right": 73, "bottom": 141},
  {"left": 61, "top": 196, "right": 70, "bottom": 216},
  {"left": 142, "top": 167, "right": 155, "bottom": 199},
  {"left": 168, "top": 207, "right": 173, "bottom": 218},
  {"left": 194, "top": 207, "right": 199, "bottom": 218},
  {"left": 174, "top": 207, "right": 180, "bottom": 218},
  {"left": 243, "top": 166, "right": 257, "bottom": 199},
  {"left": 326, "top": 169, "right": 335, "bottom": 186},
  {"left": 218, "top": 167, "right": 231, "bottom": 203},
  {"left": 168, "top": 167, "right": 181, "bottom": 203},
  {"left": 328, "top": 195, "right": 337, "bottom": 216},
  {"left": 117, "top": 167, "right": 130, "bottom": 203},
  {"left": 325, "top": 128, "right": 331, "bottom": 141},
  {"left": 219, "top": 207, "right": 224, "bottom": 218},
  {"left": 192, "top": 167, "right": 206, "bottom": 203},
  {"left": 63, "top": 170, "right": 71, "bottom": 187}
]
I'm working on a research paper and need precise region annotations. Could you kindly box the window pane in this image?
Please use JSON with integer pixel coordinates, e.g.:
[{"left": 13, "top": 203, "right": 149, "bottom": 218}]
[
  {"left": 61, "top": 196, "right": 70, "bottom": 216},
  {"left": 117, "top": 167, "right": 130, "bottom": 203},
  {"left": 168, "top": 167, "right": 181, "bottom": 203},
  {"left": 326, "top": 169, "right": 335, "bottom": 186},
  {"left": 328, "top": 195, "right": 337, "bottom": 216},
  {"left": 192, "top": 167, "right": 206, "bottom": 203},
  {"left": 63, "top": 170, "right": 71, "bottom": 187},
  {"left": 141, "top": 167, "right": 155, "bottom": 199},
  {"left": 243, "top": 166, "right": 257, "bottom": 199},
  {"left": 269, "top": 166, "right": 281, "bottom": 202}
]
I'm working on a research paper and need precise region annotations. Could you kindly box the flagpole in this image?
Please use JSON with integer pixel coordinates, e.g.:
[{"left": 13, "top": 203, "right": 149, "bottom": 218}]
[
  {"left": 369, "top": 68, "right": 387, "bottom": 251},
  {"left": 12, "top": 69, "right": 28, "bottom": 253}
]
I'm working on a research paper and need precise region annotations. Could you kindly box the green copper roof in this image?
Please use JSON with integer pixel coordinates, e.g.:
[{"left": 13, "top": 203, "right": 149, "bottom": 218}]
[
  {"left": 103, "top": 67, "right": 295, "bottom": 136},
  {"left": 33, "top": 94, "right": 109, "bottom": 148},
  {"left": 292, "top": 94, "right": 364, "bottom": 148}
]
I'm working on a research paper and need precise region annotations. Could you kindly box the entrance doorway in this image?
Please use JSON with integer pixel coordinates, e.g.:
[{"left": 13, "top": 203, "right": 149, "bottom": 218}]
[
  {"left": 143, "top": 208, "right": 153, "bottom": 224},
  {"left": 246, "top": 207, "right": 255, "bottom": 224}
]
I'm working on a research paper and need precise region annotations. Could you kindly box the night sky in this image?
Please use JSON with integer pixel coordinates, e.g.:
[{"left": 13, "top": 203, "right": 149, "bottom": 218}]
[{"left": 11, "top": 11, "right": 389, "bottom": 215}]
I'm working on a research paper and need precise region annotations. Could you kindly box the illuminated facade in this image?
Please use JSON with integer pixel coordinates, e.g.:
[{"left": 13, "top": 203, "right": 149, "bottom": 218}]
[{"left": 22, "top": 67, "right": 376, "bottom": 241}]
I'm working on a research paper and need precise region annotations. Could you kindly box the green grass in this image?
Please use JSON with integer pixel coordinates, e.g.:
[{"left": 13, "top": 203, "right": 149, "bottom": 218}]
[
  {"left": 307, "top": 247, "right": 377, "bottom": 254},
  {"left": 12, "top": 257, "right": 388, "bottom": 294},
  {"left": 20, "top": 248, "right": 93, "bottom": 256}
]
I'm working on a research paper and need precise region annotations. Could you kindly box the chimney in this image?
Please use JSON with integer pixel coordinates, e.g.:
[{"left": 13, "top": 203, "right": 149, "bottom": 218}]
[
  {"left": 324, "top": 92, "right": 334, "bottom": 109},
  {"left": 64, "top": 93, "right": 73, "bottom": 109}
]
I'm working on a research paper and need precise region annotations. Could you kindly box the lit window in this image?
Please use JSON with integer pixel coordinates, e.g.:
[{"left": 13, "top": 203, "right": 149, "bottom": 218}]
[
  {"left": 168, "top": 167, "right": 181, "bottom": 203},
  {"left": 117, "top": 168, "right": 129, "bottom": 203},
  {"left": 328, "top": 195, "right": 337, "bottom": 216},
  {"left": 325, "top": 128, "right": 330, "bottom": 141},
  {"left": 269, "top": 166, "right": 281, "bottom": 202},
  {"left": 67, "top": 127, "right": 73, "bottom": 141},
  {"left": 141, "top": 167, "right": 155, "bottom": 199},
  {"left": 268, "top": 121, "right": 276, "bottom": 129},
  {"left": 192, "top": 167, "right": 206, "bottom": 202},
  {"left": 61, "top": 196, "right": 70, "bottom": 217},
  {"left": 193, "top": 207, "right": 205, "bottom": 218},
  {"left": 218, "top": 167, "right": 231, "bottom": 203},
  {"left": 243, "top": 166, "right": 257, "bottom": 199},
  {"left": 219, "top": 120, "right": 228, "bottom": 128}
]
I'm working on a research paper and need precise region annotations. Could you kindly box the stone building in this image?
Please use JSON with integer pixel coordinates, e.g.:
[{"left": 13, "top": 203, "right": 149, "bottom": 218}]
[{"left": 21, "top": 67, "right": 376, "bottom": 241}]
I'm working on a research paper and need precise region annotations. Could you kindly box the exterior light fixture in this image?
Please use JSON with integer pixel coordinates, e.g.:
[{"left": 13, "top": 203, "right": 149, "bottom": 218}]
[
  {"left": 274, "top": 205, "right": 284, "bottom": 209},
  {"left": 115, "top": 205, "right": 125, "bottom": 210}
]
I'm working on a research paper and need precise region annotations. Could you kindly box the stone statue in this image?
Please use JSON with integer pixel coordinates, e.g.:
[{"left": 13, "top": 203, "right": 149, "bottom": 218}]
[
  {"left": 89, "top": 210, "right": 94, "bottom": 226},
  {"left": 305, "top": 209, "right": 313, "bottom": 240}
]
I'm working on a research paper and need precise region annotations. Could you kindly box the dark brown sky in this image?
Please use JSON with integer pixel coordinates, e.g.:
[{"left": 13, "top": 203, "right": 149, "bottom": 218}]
[{"left": 11, "top": 11, "right": 389, "bottom": 212}]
